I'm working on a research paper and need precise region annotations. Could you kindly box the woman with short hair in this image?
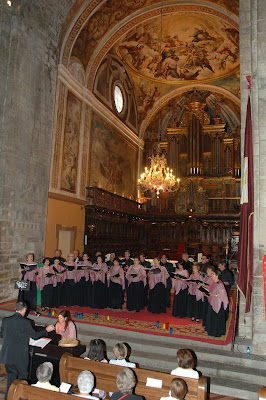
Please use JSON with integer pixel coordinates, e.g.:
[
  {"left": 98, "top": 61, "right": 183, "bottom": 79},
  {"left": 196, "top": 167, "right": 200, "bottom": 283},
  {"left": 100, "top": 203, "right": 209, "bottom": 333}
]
[
  {"left": 160, "top": 378, "right": 188, "bottom": 400},
  {"left": 171, "top": 349, "right": 199, "bottom": 379},
  {"left": 110, "top": 368, "right": 143, "bottom": 400},
  {"left": 109, "top": 342, "right": 136, "bottom": 368},
  {"left": 204, "top": 269, "right": 229, "bottom": 337},
  {"left": 126, "top": 257, "right": 146, "bottom": 312},
  {"left": 148, "top": 257, "right": 169, "bottom": 314},
  {"left": 75, "top": 370, "right": 98, "bottom": 399},
  {"left": 91, "top": 255, "right": 108, "bottom": 309},
  {"left": 31, "top": 362, "right": 59, "bottom": 392},
  {"left": 108, "top": 259, "right": 125, "bottom": 310}
]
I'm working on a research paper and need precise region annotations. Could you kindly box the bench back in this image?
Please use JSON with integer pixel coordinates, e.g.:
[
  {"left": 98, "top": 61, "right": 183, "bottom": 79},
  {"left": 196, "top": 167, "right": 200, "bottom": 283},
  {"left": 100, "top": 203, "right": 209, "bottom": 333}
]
[
  {"left": 7, "top": 380, "right": 72, "bottom": 400},
  {"left": 59, "top": 353, "right": 207, "bottom": 400}
]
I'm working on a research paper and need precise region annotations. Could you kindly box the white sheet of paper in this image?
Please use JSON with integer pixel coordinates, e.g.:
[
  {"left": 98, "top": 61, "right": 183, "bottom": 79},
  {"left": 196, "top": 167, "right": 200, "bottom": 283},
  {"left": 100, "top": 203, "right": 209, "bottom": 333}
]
[
  {"left": 59, "top": 382, "right": 72, "bottom": 393},
  {"left": 146, "top": 377, "right": 162, "bottom": 388},
  {"left": 29, "top": 337, "right": 51, "bottom": 348}
]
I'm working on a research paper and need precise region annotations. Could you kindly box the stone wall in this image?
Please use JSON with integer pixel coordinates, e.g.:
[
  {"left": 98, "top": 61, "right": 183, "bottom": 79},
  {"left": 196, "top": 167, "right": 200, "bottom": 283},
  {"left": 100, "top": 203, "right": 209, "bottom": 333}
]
[
  {"left": 0, "top": 0, "right": 74, "bottom": 301},
  {"left": 239, "top": 0, "right": 266, "bottom": 353}
]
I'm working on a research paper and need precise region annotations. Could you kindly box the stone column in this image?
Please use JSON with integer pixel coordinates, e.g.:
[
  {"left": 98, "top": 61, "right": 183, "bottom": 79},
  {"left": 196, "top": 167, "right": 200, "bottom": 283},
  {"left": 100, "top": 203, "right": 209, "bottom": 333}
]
[
  {"left": 0, "top": 0, "right": 73, "bottom": 301},
  {"left": 240, "top": 0, "right": 266, "bottom": 353}
]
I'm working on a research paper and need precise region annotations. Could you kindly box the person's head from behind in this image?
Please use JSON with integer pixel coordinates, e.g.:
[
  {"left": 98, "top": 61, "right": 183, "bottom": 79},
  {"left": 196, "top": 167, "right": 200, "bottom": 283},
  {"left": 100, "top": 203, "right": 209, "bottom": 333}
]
[
  {"left": 113, "top": 342, "right": 127, "bottom": 360},
  {"left": 176, "top": 349, "right": 196, "bottom": 370},
  {"left": 15, "top": 301, "right": 27, "bottom": 316},
  {"left": 88, "top": 339, "right": 106, "bottom": 361},
  {"left": 116, "top": 368, "right": 136, "bottom": 394},
  {"left": 77, "top": 370, "right": 95, "bottom": 395},
  {"left": 36, "top": 362, "right": 53, "bottom": 383},
  {"left": 170, "top": 378, "right": 188, "bottom": 399}
]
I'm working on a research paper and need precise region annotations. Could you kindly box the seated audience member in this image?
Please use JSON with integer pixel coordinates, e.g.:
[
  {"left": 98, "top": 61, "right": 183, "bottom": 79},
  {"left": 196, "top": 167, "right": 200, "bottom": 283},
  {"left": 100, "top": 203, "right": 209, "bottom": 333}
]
[
  {"left": 110, "top": 368, "right": 143, "bottom": 400},
  {"left": 109, "top": 342, "right": 136, "bottom": 368},
  {"left": 171, "top": 349, "right": 199, "bottom": 379},
  {"left": 31, "top": 362, "right": 59, "bottom": 391},
  {"left": 160, "top": 378, "right": 188, "bottom": 400},
  {"left": 85, "top": 338, "right": 108, "bottom": 362},
  {"left": 84, "top": 339, "right": 108, "bottom": 398},
  {"left": 74, "top": 370, "right": 98, "bottom": 399},
  {"left": 55, "top": 310, "right": 76, "bottom": 339}
]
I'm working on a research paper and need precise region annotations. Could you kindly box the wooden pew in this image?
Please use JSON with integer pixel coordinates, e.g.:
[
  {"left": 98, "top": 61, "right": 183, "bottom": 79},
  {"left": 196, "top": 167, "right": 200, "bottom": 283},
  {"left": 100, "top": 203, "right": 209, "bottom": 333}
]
[
  {"left": 59, "top": 353, "right": 207, "bottom": 400},
  {"left": 259, "top": 387, "right": 266, "bottom": 400},
  {"left": 7, "top": 379, "right": 71, "bottom": 400}
]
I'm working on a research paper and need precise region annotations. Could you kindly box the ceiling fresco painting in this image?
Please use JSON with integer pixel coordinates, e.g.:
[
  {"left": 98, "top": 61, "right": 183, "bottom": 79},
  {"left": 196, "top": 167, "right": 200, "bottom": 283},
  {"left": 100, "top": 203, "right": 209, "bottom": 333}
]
[
  {"left": 70, "top": 0, "right": 239, "bottom": 70},
  {"left": 117, "top": 13, "right": 239, "bottom": 83}
]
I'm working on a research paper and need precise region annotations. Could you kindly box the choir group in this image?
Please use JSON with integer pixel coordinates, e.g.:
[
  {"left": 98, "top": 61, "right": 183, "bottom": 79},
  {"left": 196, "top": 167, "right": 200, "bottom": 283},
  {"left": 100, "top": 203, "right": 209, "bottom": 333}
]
[{"left": 18, "top": 249, "right": 233, "bottom": 338}]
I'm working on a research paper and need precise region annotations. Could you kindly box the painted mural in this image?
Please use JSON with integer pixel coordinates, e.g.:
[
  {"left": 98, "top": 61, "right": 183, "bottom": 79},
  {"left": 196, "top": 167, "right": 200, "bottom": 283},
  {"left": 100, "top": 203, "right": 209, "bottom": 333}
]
[
  {"left": 70, "top": 0, "right": 239, "bottom": 69},
  {"left": 90, "top": 116, "right": 137, "bottom": 199},
  {"left": 61, "top": 91, "right": 81, "bottom": 193},
  {"left": 118, "top": 13, "right": 239, "bottom": 83}
]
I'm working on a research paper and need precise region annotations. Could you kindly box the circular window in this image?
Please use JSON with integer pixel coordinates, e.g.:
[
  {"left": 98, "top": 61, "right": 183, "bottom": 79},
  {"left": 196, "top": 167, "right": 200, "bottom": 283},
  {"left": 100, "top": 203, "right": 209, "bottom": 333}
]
[{"left": 114, "top": 85, "right": 124, "bottom": 113}]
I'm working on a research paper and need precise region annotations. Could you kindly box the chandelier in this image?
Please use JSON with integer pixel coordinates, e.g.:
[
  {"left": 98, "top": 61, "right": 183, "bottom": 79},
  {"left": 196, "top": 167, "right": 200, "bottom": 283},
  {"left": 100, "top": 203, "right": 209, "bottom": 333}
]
[{"left": 138, "top": 151, "right": 180, "bottom": 198}]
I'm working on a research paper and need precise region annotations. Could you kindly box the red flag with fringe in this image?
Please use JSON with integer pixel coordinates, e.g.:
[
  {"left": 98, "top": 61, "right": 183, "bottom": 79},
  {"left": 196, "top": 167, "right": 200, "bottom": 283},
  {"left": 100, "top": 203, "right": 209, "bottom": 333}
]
[{"left": 237, "top": 95, "right": 254, "bottom": 313}]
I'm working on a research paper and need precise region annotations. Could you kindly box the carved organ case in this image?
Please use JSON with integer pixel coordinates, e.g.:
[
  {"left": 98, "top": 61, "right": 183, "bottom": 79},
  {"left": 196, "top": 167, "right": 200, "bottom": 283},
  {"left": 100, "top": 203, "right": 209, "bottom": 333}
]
[{"left": 165, "top": 90, "right": 240, "bottom": 215}]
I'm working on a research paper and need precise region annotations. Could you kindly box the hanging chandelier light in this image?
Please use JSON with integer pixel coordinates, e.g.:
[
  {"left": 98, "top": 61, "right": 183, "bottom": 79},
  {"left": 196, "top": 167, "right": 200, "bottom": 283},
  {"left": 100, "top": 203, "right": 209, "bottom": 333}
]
[
  {"left": 138, "top": 1, "right": 180, "bottom": 199},
  {"left": 138, "top": 151, "right": 180, "bottom": 198}
]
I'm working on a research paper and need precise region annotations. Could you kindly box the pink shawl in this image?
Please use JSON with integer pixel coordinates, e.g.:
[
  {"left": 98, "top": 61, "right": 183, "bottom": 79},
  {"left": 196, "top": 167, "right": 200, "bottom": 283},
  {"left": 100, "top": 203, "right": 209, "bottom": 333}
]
[
  {"left": 108, "top": 265, "right": 125, "bottom": 290},
  {"left": 36, "top": 265, "right": 56, "bottom": 290},
  {"left": 188, "top": 273, "right": 204, "bottom": 301},
  {"left": 148, "top": 266, "right": 169, "bottom": 290},
  {"left": 172, "top": 269, "right": 189, "bottom": 295},
  {"left": 208, "top": 280, "right": 229, "bottom": 313},
  {"left": 91, "top": 262, "right": 108, "bottom": 284},
  {"left": 126, "top": 265, "right": 146, "bottom": 287}
]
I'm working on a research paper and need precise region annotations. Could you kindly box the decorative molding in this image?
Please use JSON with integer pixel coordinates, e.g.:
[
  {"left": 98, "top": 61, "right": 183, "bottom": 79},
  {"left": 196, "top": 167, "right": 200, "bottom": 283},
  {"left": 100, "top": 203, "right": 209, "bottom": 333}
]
[{"left": 59, "top": 64, "right": 144, "bottom": 150}]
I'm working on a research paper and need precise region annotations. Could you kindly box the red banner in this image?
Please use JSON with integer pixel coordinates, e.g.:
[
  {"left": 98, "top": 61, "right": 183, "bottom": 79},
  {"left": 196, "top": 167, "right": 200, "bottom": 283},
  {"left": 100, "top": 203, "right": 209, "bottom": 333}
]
[{"left": 263, "top": 255, "right": 266, "bottom": 322}]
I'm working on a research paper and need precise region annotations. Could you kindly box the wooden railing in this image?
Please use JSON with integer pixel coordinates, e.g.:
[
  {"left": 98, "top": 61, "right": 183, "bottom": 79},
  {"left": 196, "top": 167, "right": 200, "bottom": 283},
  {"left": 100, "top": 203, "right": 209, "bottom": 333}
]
[{"left": 86, "top": 186, "right": 141, "bottom": 215}]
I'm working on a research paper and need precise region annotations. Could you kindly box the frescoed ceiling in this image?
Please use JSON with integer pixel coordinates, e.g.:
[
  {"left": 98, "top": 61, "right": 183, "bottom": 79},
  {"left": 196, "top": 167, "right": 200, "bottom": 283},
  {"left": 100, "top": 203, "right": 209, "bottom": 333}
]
[
  {"left": 68, "top": 0, "right": 240, "bottom": 131},
  {"left": 116, "top": 13, "right": 239, "bottom": 83}
]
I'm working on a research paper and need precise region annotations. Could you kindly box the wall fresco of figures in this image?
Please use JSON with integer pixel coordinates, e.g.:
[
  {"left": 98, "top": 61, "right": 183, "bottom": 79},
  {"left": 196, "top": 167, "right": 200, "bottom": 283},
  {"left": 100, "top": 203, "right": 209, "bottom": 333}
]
[
  {"left": 117, "top": 13, "right": 239, "bottom": 83},
  {"left": 61, "top": 91, "right": 82, "bottom": 193},
  {"left": 89, "top": 116, "right": 138, "bottom": 199}
]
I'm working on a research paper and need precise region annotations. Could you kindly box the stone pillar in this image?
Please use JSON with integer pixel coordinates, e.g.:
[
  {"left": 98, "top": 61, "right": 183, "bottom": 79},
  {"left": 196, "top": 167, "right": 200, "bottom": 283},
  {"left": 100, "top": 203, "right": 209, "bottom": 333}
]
[
  {"left": 240, "top": 0, "right": 266, "bottom": 353},
  {"left": 0, "top": 0, "right": 73, "bottom": 301}
]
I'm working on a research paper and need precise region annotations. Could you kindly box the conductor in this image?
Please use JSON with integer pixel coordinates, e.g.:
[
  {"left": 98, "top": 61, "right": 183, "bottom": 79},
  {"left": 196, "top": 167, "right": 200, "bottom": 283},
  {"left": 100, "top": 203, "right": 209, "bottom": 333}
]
[{"left": 0, "top": 300, "right": 55, "bottom": 400}]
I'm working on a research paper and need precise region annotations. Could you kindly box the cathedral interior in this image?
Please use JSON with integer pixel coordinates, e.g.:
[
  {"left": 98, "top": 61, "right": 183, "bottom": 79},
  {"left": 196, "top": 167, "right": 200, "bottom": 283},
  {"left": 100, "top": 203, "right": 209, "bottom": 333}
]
[{"left": 1, "top": 0, "right": 266, "bottom": 355}]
